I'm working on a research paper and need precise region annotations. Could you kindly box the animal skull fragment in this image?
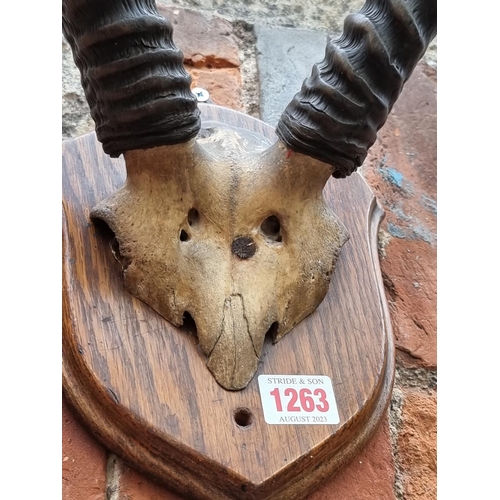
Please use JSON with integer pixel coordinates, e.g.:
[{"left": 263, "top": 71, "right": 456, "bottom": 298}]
[
  {"left": 63, "top": 0, "right": 437, "bottom": 389},
  {"left": 91, "top": 133, "right": 348, "bottom": 389}
]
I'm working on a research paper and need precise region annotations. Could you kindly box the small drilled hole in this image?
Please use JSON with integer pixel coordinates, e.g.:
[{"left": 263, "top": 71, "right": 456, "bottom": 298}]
[
  {"left": 180, "top": 229, "right": 190, "bottom": 242},
  {"left": 234, "top": 408, "right": 253, "bottom": 428},
  {"left": 187, "top": 208, "right": 199, "bottom": 227}
]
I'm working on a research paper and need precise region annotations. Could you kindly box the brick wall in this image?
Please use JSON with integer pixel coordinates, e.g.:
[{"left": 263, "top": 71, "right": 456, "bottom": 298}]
[{"left": 63, "top": 6, "right": 437, "bottom": 499}]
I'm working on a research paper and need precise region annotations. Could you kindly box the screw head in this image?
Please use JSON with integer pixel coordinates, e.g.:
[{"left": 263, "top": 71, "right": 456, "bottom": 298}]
[
  {"left": 192, "top": 87, "right": 210, "bottom": 102},
  {"left": 231, "top": 236, "right": 256, "bottom": 259}
]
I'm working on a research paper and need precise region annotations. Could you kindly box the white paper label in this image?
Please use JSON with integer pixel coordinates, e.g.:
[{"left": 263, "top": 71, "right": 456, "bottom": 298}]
[{"left": 258, "top": 375, "right": 340, "bottom": 424}]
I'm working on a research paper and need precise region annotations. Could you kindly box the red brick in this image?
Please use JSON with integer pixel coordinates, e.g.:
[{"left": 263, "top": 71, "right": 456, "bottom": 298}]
[
  {"left": 398, "top": 391, "right": 437, "bottom": 500},
  {"left": 158, "top": 5, "right": 240, "bottom": 68},
  {"left": 308, "top": 416, "right": 395, "bottom": 500},
  {"left": 362, "top": 62, "right": 437, "bottom": 368},
  {"left": 157, "top": 5, "right": 244, "bottom": 112},
  {"left": 381, "top": 238, "right": 436, "bottom": 367},
  {"left": 120, "top": 466, "right": 185, "bottom": 500},
  {"left": 62, "top": 398, "right": 108, "bottom": 500},
  {"left": 188, "top": 67, "right": 242, "bottom": 110}
]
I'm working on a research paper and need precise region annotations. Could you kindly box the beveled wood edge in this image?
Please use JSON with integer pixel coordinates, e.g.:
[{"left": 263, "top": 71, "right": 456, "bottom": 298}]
[{"left": 62, "top": 111, "right": 395, "bottom": 500}]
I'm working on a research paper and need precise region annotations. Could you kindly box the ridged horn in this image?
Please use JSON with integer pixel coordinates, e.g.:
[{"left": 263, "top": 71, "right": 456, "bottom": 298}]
[
  {"left": 62, "top": 0, "right": 200, "bottom": 157},
  {"left": 276, "top": 0, "right": 437, "bottom": 178}
]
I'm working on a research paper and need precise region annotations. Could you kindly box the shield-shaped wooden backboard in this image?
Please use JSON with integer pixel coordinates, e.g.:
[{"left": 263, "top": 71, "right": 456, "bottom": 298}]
[{"left": 62, "top": 103, "right": 394, "bottom": 500}]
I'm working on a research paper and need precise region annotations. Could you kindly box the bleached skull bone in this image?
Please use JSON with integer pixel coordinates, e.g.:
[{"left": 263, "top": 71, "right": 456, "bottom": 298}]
[{"left": 91, "top": 131, "right": 348, "bottom": 390}]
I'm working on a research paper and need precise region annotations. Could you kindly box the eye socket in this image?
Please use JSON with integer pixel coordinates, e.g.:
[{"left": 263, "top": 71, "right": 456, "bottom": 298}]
[{"left": 261, "top": 215, "right": 282, "bottom": 243}]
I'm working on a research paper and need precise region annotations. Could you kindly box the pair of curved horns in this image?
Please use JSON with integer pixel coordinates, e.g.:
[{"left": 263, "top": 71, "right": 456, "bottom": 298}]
[{"left": 63, "top": 0, "right": 436, "bottom": 175}]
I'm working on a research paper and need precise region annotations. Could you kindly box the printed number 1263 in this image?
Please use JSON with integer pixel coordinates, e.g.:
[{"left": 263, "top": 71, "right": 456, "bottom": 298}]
[{"left": 270, "top": 387, "right": 329, "bottom": 412}]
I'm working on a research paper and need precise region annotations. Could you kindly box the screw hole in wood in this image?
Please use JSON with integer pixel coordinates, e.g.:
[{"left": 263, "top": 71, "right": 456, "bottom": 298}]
[{"left": 234, "top": 407, "right": 254, "bottom": 428}]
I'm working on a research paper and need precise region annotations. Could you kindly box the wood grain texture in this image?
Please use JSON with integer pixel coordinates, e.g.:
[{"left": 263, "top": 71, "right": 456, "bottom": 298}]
[{"left": 62, "top": 103, "right": 394, "bottom": 500}]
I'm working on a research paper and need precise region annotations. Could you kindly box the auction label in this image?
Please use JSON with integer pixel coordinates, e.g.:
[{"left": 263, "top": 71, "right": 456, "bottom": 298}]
[{"left": 258, "top": 375, "right": 340, "bottom": 424}]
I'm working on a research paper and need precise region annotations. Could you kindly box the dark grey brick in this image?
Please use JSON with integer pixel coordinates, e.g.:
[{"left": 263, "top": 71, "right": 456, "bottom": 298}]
[{"left": 254, "top": 24, "right": 332, "bottom": 127}]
